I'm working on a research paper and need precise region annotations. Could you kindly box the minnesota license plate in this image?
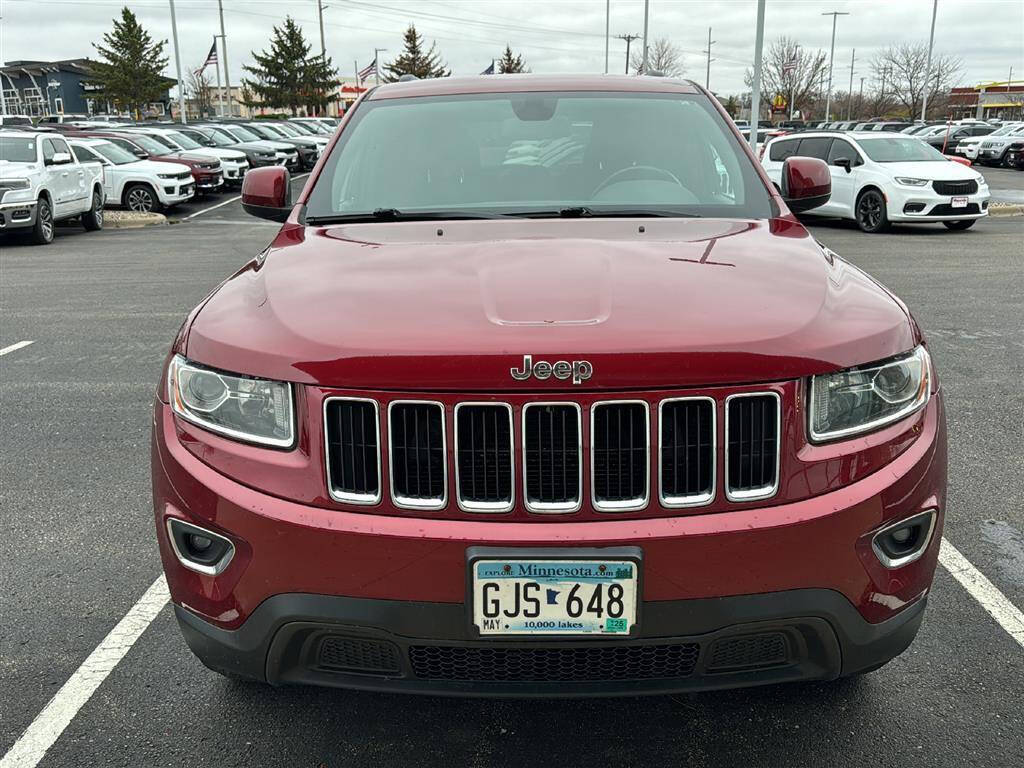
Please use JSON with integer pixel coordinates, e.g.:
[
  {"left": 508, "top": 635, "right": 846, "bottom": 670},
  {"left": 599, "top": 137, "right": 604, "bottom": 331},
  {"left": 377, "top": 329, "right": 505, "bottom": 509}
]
[
  {"left": 471, "top": 556, "right": 639, "bottom": 636},
  {"left": 951, "top": 195, "right": 968, "bottom": 208}
]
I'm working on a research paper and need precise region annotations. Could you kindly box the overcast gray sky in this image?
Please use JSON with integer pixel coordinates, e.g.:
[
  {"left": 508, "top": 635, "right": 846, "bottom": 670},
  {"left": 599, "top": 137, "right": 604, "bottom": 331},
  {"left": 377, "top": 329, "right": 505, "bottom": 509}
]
[{"left": 1, "top": 0, "right": 1022, "bottom": 95}]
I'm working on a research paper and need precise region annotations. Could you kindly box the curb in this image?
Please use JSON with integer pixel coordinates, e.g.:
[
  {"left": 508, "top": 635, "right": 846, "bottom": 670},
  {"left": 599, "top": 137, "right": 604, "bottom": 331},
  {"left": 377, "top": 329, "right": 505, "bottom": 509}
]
[
  {"left": 988, "top": 204, "right": 1024, "bottom": 217},
  {"left": 104, "top": 211, "right": 168, "bottom": 229}
]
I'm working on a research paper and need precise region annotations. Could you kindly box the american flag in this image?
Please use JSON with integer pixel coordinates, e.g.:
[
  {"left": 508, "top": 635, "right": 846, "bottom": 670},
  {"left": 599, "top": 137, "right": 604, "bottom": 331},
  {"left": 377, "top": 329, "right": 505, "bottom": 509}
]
[
  {"left": 195, "top": 39, "right": 218, "bottom": 76},
  {"left": 358, "top": 59, "right": 377, "bottom": 83}
]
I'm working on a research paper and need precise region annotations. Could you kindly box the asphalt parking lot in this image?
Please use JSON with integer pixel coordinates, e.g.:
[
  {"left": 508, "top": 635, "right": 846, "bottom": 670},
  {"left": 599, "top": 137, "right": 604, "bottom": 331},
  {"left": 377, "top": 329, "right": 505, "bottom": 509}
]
[{"left": 1, "top": 179, "right": 1022, "bottom": 767}]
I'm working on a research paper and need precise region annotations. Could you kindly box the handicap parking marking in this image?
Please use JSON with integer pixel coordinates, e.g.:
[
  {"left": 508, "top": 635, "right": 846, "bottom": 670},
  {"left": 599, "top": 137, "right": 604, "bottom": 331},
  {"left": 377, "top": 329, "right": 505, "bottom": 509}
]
[
  {"left": 940, "top": 538, "right": 1024, "bottom": 649},
  {"left": 0, "top": 340, "right": 34, "bottom": 356}
]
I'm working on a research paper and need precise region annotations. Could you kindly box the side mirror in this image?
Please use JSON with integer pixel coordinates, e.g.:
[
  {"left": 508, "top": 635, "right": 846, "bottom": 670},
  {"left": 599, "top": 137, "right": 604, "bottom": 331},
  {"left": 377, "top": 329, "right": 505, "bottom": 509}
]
[
  {"left": 47, "top": 151, "right": 73, "bottom": 166},
  {"left": 781, "top": 156, "right": 831, "bottom": 213},
  {"left": 833, "top": 157, "right": 852, "bottom": 173},
  {"left": 241, "top": 166, "right": 292, "bottom": 222}
]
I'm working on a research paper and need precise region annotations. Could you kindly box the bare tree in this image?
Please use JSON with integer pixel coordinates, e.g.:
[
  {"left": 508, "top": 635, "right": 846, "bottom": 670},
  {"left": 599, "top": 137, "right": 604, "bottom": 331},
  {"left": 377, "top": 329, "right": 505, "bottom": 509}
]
[
  {"left": 186, "top": 64, "right": 215, "bottom": 118},
  {"left": 744, "top": 36, "right": 828, "bottom": 120},
  {"left": 630, "top": 38, "right": 685, "bottom": 77},
  {"left": 871, "top": 43, "right": 962, "bottom": 119}
]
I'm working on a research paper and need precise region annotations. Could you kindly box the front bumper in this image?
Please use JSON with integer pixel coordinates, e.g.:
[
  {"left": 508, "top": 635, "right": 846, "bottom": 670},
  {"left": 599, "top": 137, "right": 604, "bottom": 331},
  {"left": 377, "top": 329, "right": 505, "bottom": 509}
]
[
  {"left": 978, "top": 148, "right": 1007, "bottom": 162},
  {"left": 0, "top": 199, "right": 38, "bottom": 230},
  {"left": 194, "top": 172, "right": 224, "bottom": 192},
  {"left": 153, "top": 388, "right": 946, "bottom": 694},
  {"left": 223, "top": 164, "right": 248, "bottom": 183},
  {"left": 886, "top": 184, "right": 990, "bottom": 221},
  {"left": 175, "top": 588, "right": 927, "bottom": 696}
]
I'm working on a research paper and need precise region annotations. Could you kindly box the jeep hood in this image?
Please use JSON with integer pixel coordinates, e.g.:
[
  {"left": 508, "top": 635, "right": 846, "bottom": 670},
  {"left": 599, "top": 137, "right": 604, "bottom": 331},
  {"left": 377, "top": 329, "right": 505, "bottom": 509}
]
[{"left": 185, "top": 218, "right": 918, "bottom": 390}]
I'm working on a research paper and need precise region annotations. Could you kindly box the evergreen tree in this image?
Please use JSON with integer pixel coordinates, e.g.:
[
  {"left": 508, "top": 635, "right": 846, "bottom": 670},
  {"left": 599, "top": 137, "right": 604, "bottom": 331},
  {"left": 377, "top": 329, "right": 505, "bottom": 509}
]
[
  {"left": 242, "top": 17, "right": 340, "bottom": 115},
  {"left": 382, "top": 25, "right": 450, "bottom": 81},
  {"left": 497, "top": 45, "right": 527, "bottom": 74},
  {"left": 89, "top": 8, "right": 170, "bottom": 117}
]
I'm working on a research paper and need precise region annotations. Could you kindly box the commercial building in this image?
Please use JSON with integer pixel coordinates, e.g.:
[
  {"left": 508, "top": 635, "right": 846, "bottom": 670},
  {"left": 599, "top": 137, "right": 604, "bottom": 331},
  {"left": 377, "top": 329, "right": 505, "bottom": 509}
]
[{"left": 948, "top": 81, "right": 1024, "bottom": 121}]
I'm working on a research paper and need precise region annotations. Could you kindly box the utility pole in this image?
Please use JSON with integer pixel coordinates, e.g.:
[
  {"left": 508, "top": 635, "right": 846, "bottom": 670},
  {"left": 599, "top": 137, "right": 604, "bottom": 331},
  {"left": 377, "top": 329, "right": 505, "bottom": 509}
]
[
  {"left": 920, "top": 0, "right": 938, "bottom": 121},
  {"left": 168, "top": 0, "right": 187, "bottom": 123},
  {"left": 641, "top": 0, "right": 650, "bottom": 73},
  {"left": 317, "top": 0, "right": 326, "bottom": 58},
  {"left": 858, "top": 76, "right": 864, "bottom": 118},
  {"left": 218, "top": 0, "right": 232, "bottom": 117},
  {"left": 703, "top": 28, "right": 715, "bottom": 89},
  {"left": 617, "top": 34, "right": 640, "bottom": 75},
  {"left": 788, "top": 45, "right": 800, "bottom": 120},
  {"left": 846, "top": 48, "right": 855, "bottom": 120},
  {"left": 604, "top": 0, "right": 610, "bottom": 74},
  {"left": 822, "top": 11, "right": 849, "bottom": 122},
  {"left": 749, "top": 0, "right": 766, "bottom": 155},
  {"left": 373, "top": 48, "right": 386, "bottom": 85}
]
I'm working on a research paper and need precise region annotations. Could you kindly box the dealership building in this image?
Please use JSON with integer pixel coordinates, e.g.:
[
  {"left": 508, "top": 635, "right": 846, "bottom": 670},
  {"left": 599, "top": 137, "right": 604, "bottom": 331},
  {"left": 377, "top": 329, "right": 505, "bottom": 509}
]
[{"left": 1, "top": 58, "right": 174, "bottom": 118}]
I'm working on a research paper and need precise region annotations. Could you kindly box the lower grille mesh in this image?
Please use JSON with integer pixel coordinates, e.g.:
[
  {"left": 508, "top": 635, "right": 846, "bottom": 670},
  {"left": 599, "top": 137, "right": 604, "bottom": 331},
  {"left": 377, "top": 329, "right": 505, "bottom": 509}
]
[
  {"left": 317, "top": 636, "right": 400, "bottom": 675},
  {"left": 707, "top": 633, "right": 789, "bottom": 672},
  {"left": 409, "top": 643, "right": 700, "bottom": 682}
]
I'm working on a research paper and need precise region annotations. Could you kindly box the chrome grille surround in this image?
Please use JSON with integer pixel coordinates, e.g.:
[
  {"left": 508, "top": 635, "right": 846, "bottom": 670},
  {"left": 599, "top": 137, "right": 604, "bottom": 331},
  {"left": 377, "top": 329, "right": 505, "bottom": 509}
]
[
  {"left": 323, "top": 396, "right": 382, "bottom": 505},
  {"left": 658, "top": 396, "right": 717, "bottom": 508},
  {"left": 521, "top": 402, "right": 583, "bottom": 514},
  {"left": 453, "top": 402, "right": 515, "bottom": 513},
  {"left": 724, "top": 391, "right": 781, "bottom": 503},
  {"left": 590, "top": 400, "right": 650, "bottom": 512},
  {"left": 387, "top": 400, "right": 447, "bottom": 510}
]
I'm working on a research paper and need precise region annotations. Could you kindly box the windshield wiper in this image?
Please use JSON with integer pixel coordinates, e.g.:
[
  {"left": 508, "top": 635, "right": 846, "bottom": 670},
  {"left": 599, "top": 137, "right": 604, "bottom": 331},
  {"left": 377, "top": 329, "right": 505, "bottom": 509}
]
[
  {"left": 505, "top": 207, "right": 701, "bottom": 219},
  {"left": 306, "top": 208, "right": 508, "bottom": 224}
]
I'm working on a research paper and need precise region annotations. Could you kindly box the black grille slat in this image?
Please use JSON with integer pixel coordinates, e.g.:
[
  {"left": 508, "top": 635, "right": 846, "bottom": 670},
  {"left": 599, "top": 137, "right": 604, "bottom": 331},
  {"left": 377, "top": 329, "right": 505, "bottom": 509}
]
[
  {"left": 524, "top": 405, "right": 580, "bottom": 509},
  {"left": 325, "top": 399, "right": 379, "bottom": 501},
  {"left": 932, "top": 179, "right": 978, "bottom": 196},
  {"left": 592, "top": 403, "right": 648, "bottom": 507},
  {"left": 390, "top": 403, "right": 445, "bottom": 504},
  {"left": 409, "top": 643, "right": 699, "bottom": 682},
  {"left": 660, "top": 399, "right": 715, "bottom": 502},
  {"left": 727, "top": 395, "right": 778, "bottom": 497},
  {"left": 456, "top": 405, "right": 513, "bottom": 508}
]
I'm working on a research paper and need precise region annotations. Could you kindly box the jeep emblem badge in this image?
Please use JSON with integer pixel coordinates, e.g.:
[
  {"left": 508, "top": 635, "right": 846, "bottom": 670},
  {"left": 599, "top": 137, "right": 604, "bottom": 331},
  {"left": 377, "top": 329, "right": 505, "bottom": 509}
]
[{"left": 510, "top": 355, "right": 593, "bottom": 385}]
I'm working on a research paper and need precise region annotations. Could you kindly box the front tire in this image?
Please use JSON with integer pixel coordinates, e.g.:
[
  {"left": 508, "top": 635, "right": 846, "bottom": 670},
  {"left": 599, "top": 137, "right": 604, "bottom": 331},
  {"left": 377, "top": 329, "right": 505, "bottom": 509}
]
[
  {"left": 124, "top": 183, "right": 161, "bottom": 213},
  {"left": 942, "top": 219, "right": 976, "bottom": 231},
  {"left": 855, "top": 189, "right": 889, "bottom": 233},
  {"left": 30, "top": 196, "right": 55, "bottom": 245},
  {"left": 82, "top": 189, "right": 104, "bottom": 231}
]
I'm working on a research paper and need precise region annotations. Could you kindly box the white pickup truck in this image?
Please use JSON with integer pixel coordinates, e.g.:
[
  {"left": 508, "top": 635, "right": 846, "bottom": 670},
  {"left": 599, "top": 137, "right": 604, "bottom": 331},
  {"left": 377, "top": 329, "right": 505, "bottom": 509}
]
[{"left": 0, "top": 129, "right": 105, "bottom": 244}]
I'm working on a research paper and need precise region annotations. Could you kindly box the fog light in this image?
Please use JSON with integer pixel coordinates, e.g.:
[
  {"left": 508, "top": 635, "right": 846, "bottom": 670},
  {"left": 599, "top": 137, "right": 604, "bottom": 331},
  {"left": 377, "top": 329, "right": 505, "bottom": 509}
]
[
  {"left": 166, "top": 518, "right": 235, "bottom": 576},
  {"left": 871, "top": 510, "right": 937, "bottom": 569}
]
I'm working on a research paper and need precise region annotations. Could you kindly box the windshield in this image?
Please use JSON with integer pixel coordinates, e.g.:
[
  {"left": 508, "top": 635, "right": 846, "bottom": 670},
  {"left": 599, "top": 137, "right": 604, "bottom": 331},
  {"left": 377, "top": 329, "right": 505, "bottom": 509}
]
[
  {"left": 125, "top": 133, "right": 171, "bottom": 156},
  {"left": 199, "top": 129, "right": 235, "bottom": 147},
  {"left": 0, "top": 135, "right": 36, "bottom": 161},
  {"left": 167, "top": 131, "right": 202, "bottom": 150},
  {"left": 306, "top": 91, "right": 773, "bottom": 220},
  {"left": 271, "top": 123, "right": 301, "bottom": 137},
  {"left": 224, "top": 125, "right": 260, "bottom": 142},
  {"left": 287, "top": 122, "right": 316, "bottom": 135},
  {"left": 93, "top": 142, "right": 138, "bottom": 165},
  {"left": 860, "top": 137, "right": 948, "bottom": 162}
]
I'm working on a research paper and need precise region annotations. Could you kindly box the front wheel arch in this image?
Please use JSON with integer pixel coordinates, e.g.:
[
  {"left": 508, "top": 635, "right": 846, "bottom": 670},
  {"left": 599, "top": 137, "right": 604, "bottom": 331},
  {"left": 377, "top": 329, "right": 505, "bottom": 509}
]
[{"left": 854, "top": 186, "right": 890, "bottom": 233}]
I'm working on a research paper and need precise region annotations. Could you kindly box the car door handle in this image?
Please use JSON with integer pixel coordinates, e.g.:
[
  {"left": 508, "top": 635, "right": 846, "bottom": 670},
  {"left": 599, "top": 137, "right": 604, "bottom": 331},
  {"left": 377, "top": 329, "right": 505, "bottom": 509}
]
[{"left": 61, "top": 171, "right": 70, "bottom": 177}]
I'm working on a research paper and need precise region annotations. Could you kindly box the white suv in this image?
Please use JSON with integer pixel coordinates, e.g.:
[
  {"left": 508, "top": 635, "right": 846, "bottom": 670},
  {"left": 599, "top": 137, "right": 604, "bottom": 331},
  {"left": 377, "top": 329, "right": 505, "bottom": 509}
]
[
  {"left": 761, "top": 131, "right": 989, "bottom": 232},
  {"left": 68, "top": 137, "right": 195, "bottom": 211},
  {"left": 127, "top": 126, "right": 249, "bottom": 184}
]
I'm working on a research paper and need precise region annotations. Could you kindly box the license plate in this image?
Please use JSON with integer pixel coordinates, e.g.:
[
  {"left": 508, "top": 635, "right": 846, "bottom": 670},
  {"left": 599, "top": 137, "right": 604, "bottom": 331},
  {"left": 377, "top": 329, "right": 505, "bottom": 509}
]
[
  {"left": 472, "top": 555, "right": 639, "bottom": 636},
  {"left": 951, "top": 196, "right": 968, "bottom": 208}
]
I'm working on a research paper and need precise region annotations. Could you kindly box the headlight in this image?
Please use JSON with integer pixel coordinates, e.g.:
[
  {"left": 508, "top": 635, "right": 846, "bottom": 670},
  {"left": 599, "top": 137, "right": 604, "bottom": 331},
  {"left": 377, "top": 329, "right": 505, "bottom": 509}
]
[
  {"left": 0, "top": 177, "right": 31, "bottom": 190},
  {"left": 809, "top": 346, "right": 931, "bottom": 442},
  {"left": 168, "top": 355, "right": 294, "bottom": 447},
  {"left": 976, "top": 175, "right": 988, "bottom": 186},
  {"left": 894, "top": 177, "right": 928, "bottom": 187},
  {"left": 157, "top": 173, "right": 179, "bottom": 179}
]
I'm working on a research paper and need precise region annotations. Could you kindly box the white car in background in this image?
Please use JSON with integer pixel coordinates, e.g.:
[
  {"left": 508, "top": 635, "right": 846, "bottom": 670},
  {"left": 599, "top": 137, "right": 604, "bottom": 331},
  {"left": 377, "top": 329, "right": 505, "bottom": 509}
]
[
  {"left": 761, "top": 131, "right": 989, "bottom": 232},
  {"left": 125, "top": 126, "right": 249, "bottom": 184},
  {"left": 67, "top": 137, "right": 195, "bottom": 212},
  {"left": 976, "top": 123, "right": 1024, "bottom": 166},
  {"left": 956, "top": 122, "right": 1022, "bottom": 162}
]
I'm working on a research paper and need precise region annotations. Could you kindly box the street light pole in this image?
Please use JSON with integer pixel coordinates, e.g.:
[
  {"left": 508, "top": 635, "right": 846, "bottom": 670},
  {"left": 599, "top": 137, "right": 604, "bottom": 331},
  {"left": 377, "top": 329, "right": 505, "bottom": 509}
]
[
  {"left": 604, "top": 0, "right": 610, "bottom": 74},
  {"left": 317, "top": 0, "right": 326, "bottom": 59},
  {"left": 373, "top": 48, "right": 387, "bottom": 85},
  {"left": 641, "top": 0, "right": 650, "bottom": 73},
  {"left": 749, "top": 0, "right": 766, "bottom": 155},
  {"left": 218, "top": 0, "right": 232, "bottom": 117},
  {"left": 822, "top": 11, "right": 849, "bottom": 122},
  {"left": 168, "top": 0, "right": 187, "bottom": 123},
  {"left": 847, "top": 48, "right": 855, "bottom": 120},
  {"left": 705, "top": 27, "right": 715, "bottom": 90},
  {"left": 920, "top": 0, "right": 938, "bottom": 121}
]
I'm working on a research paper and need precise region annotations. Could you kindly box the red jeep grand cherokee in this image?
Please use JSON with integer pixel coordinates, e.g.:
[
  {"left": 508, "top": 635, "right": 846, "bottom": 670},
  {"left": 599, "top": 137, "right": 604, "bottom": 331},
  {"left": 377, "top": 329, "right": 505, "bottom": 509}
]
[{"left": 153, "top": 75, "right": 946, "bottom": 696}]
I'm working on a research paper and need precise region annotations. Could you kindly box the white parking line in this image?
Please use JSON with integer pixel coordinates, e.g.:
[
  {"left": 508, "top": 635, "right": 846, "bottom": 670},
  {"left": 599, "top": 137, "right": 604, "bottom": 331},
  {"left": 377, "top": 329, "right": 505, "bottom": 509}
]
[
  {"left": 0, "top": 340, "right": 35, "bottom": 356},
  {"left": 0, "top": 576, "right": 169, "bottom": 768},
  {"left": 2, "top": 538, "right": 1021, "bottom": 767},
  {"left": 940, "top": 537, "right": 1024, "bottom": 649},
  {"left": 181, "top": 173, "right": 310, "bottom": 220}
]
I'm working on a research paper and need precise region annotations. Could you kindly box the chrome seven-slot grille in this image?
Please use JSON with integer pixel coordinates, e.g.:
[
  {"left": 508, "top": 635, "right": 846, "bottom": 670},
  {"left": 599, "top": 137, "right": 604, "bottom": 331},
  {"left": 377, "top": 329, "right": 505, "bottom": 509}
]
[{"left": 324, "top": 393, "right": 780, "bottom": 513}]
